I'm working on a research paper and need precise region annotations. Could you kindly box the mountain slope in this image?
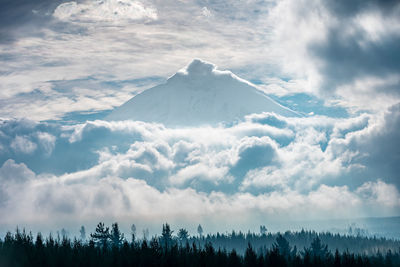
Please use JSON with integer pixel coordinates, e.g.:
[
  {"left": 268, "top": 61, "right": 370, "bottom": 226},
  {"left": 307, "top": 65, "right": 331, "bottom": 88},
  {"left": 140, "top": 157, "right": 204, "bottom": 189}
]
[{"left": 106, "top": 59, "right": 299, "bottom": 126}]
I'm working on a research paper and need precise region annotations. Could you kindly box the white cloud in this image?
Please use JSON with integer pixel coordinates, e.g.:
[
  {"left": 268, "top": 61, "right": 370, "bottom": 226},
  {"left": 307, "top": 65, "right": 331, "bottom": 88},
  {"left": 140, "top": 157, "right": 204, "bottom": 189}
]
[
  {"left": 10, "top": 135, "right": 37, "bottom": 154},
  {"left": 0, "top": 108, "right": 400, "bottom": 231},
  {"left": 202, "top": 7, "right": 212, "bottom": 18},
  {"left": 357, "top": 180, "right": 400, "bottom": 208},
  {"left": 0, "top": 162, "right": 398, "bottom": 231},
  {"left": 2, "top": 104, "right": 399, "bottom": 193},
  {"left": 0, "top": 159, "right": 35, "bottom": 183},
  {"left": 170, "top": 163, "right": 230, "bottom": 186},
  {"left": 37, "top": 132, "right": 56, "bottom": 156},
  {"left": 53, "top": 0, "right": 158, "bottom": 23}
]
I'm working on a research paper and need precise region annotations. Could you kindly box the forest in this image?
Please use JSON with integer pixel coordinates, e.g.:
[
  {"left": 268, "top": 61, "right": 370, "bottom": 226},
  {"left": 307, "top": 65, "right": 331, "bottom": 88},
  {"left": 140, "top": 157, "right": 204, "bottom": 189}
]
[{"left": 0, "top": 222, "right": 399, "bottom": 267}]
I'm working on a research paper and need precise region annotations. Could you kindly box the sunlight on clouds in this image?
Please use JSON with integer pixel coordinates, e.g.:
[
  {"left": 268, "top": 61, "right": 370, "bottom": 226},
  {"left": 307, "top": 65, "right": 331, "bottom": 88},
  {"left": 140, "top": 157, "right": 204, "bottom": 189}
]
[
  {"left": 357, "top": 180, "right": 400, "bottom": 208},
  {"left": 54, "top": 0, "right": 158, "bottom": 23},
  {"left": 0, "top": 162, "right": 398, "bottom": 228},
  {"left": 0, "top": 105, "right": 400, "bottom": 230}
]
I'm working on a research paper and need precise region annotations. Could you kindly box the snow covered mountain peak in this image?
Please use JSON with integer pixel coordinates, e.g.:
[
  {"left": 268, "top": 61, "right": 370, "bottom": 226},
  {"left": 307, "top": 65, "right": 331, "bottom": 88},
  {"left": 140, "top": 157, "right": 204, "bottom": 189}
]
[
  {"left": 106, "top": 59, "right": 299, "bottom": 126},
  {"left": 178, "top": 58, "right": 216, "bottom": 77}
]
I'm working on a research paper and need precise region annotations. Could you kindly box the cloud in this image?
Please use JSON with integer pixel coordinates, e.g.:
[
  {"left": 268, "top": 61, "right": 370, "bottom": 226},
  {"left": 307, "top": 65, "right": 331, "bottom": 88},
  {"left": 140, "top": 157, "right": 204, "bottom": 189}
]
[
  {"left": 0, "top": 119, "right": 57, "bottom": 158},
  {"left": 53, "top": 0, "right": 158, "bottom": 23},
  {"left": 0, "top": 159, "right": 35, "bottom": 183},
  {"left": 0, "top": 161, "right": 398, "bottom": 232},
  {"left": 325, "top": 0, "right": 400, "bottom": 18},
  {"left": 332, "top": 103, "right": 400, "bottom": 188},
  {"left": 2, "top": 105, "right": 398, "bottom": 193},
  {"left": 0, "top": 159, "right": 35, "bottom": 207},
  {"left": 357, "top": 180, "right": 400, "bottom": 208},
  {"left": 202, "top": 7, "right": 212, "bottom": 18},
  {"left": 37, "top": 132, "right": 56, "bottom": 156},
  {"left": 10, "top": 135, "right": 37, "bottom": 154},
  {"left": 230, "top": 136, "right": 278, "bottom": 179},
  {"left": 306, "top": 1, "right": 400, "bottom": 110},
  {"left": 0, "top": 0, "right": 63, "bottom": 43},
  {"left": 310, "top": 20, "right": 400, "bottom": 93},
  {"left": 0, "top": 107, "right": 400, "bottom": 232}
]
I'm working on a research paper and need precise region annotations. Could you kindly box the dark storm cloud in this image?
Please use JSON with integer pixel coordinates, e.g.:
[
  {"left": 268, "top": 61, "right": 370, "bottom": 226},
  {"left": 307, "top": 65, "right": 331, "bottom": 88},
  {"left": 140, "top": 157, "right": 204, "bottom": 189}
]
[
  {"left": 311, "top": 27, "right": 400, "bottom": 91},
  {"left": 356, "top": 103, "right": 400, "bottom": 187},
  {"left": 309, "top": 0, "right": 400, "bottom": 94},
  {"left": 0, "top": 0, "right": 67, "bottom": 43},
  {"left": 326, "top": 0, "right": 400, "bottom": 17}
]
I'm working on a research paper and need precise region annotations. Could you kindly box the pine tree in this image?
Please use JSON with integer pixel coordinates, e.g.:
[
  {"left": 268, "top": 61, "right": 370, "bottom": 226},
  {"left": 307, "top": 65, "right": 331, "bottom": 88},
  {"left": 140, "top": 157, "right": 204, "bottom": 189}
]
[
  {"left": 177, "top": 228, "right": 189, "bottom": 246},
  {"left": 197, "top": 224, "right": 204, "bottom": 238},
  {"left": 274, "top": 234, "right": 291, "bottom": 257},
  {"left": 110, "top": 222, "right": 124, "bottom": 248},
  {"left": 310, "top": 236, "right": 329, "bottom": 259},
  {"left": 130, "top": 224, "right": 136, "bottom": 243},
  {"left": 90, "top": 222, "right": 110, "bottom": 249},
  {"left": 79, "top": 225, "right": 86, "bottom": 241},
  {"left": 161, "top": 223, "right": 173, "bottom": 250},
  {"left": 244, "top": 243, "right": 257, "bottom": 267},
  {"left": 260, "top": 225, "right": 267, "bottom": 236}
]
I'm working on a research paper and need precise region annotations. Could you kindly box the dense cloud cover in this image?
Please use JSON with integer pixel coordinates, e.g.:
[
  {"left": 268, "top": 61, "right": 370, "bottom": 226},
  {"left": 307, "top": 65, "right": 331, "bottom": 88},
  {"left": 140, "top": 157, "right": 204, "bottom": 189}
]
[
  {"left": 0, "top": 108, "right": 399, "bottom": 232},
  {"left": 0, "top": 0, "right": 399, "bottom": 234}
]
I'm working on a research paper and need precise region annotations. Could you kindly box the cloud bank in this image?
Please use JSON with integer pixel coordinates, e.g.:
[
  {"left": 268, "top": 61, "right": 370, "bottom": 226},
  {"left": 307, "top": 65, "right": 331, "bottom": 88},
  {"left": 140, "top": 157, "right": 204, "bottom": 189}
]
[{"left": 1, "top": 105, "right": 399, "bottom": 232}]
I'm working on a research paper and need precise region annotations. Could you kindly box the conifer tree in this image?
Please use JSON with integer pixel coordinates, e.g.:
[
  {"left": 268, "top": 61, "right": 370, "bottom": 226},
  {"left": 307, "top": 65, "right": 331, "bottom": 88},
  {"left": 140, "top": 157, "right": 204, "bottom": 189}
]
[
  {"left": 130, "top": 224, "right": 136, "bottom": 243},
  {"left": 274, "top": 234, "right": 291, "bottom": 257},
  {"left": 197, "top": 224, "right": 203, "bottom": 238},
  {"left": 161, "top": 223, "right": 173, "bottom": 250},
  {"left": 310, "top": 236, "right": 329, "bottom": 259},
  {"left": 177, "top": 228, "right": 189, "bottom": 245},
  {"left": 110, "top": 222, "right": 124, "bottom": 248},
  {"left": 79, "top": 225, "right": 86, "bottom": 241},
  {"left": 90, "top": 222, "right": 110, "bottom": 249}
]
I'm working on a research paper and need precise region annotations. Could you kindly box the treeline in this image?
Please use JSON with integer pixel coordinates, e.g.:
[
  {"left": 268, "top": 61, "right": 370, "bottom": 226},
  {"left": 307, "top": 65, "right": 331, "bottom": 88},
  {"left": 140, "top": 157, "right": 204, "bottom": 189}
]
[
  {"left": 195, "top": 229, "right": 399, "bottom": 255},
  {"left": 0, "top": 223, "right": 399, "bottom": 267}
]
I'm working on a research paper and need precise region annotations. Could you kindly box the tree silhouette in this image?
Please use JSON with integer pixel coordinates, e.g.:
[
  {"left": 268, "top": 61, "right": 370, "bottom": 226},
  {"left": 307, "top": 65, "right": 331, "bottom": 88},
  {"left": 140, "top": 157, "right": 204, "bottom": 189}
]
[
  {"left": 130, "top": 224, "right": 136, "bottom": 243},
  {"left": 110, "top": 222, "right": 124, "bottom": 248},
  {"left": 90, "top": 222, "right": 110, "bottom": 248},
  {"left": 143, "top": 228, "right": 149, "bottom": 240},
  {"left": 161, "top": 223, "right": 173, "bottom": 250},
  {"left": 177, "top": 228, "right": 189, "bottom": 245},
  {"left": 197, "top": 224, "right": 203, "bottom": 238},
  {"left": 0, "top": 223, "right": 399, "bottom": 267},
  {"left": 310, "top": 236, "right": 329, "bottom": 259},
  {"left": 260, "top": 225, "right": 267, "bottom": 236},
  {"left": 244, "top": 243, "right": 257, "bottom": 266},
  {"left": 61, "top": 228, "right": 68, "bottom": 239},
  {"left": 79, "top": 225, "right": 86, "bottom": 241},
  {"left": 273, "top": 234, "right": 291, "bottom": 257}
]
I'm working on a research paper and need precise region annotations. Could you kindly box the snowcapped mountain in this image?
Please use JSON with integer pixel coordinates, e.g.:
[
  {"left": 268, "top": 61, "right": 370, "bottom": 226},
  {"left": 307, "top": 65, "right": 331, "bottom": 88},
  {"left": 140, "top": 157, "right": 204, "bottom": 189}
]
[{"left": 106, "top": 59, "right": 299, "bottom": 126}]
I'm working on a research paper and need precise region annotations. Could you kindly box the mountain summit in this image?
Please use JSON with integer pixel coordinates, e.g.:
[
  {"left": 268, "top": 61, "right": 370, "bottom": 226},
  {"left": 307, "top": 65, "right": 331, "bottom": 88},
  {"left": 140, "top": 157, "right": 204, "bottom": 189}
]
[{"left": 106, "top": 59, "right": 298, "bottom": 126}]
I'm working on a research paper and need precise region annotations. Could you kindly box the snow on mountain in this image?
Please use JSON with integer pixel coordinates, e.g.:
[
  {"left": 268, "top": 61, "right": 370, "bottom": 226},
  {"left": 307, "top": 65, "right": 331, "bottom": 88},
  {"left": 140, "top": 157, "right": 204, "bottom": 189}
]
[{"left": 106, "top": 59, "right": 299, "bottom": 126}]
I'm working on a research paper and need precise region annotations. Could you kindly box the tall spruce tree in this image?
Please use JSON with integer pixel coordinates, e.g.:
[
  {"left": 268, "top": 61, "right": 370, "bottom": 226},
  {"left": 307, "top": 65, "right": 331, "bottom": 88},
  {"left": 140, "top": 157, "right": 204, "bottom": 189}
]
[
  {"left": 90, "top": 222, "right": 110, "bottom": 249},
  {"left": 110, "top": 222, "right": 124, "bottom": 248},
  {"left": 161, "top": 223, "right": 173, "bottom": 250}
]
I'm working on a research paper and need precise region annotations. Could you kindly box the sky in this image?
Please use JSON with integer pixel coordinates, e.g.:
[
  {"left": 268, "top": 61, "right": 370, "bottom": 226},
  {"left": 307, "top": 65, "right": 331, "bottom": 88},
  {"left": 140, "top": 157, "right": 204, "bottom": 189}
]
[{"left": 0, "top": 0, "right": 399, "bottom": 236}]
